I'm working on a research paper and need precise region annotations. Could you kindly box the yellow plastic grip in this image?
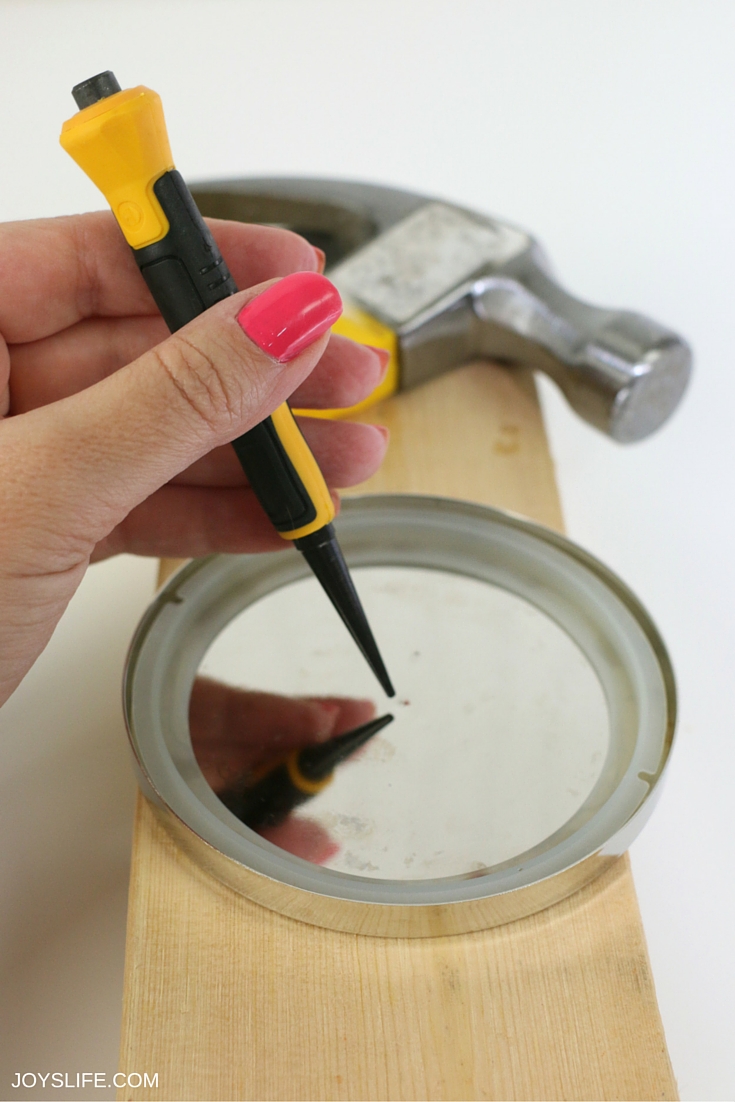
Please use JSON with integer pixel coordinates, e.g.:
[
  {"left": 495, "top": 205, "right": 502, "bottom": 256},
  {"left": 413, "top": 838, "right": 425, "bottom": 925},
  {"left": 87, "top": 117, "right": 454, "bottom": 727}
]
[
  {"left": 60, "top": 86, "right": 175, "bottom": 249},
  {"left": 286, "top": 750, "right": 333, "bottom": 795},
  {"left": 270, "top": 403, "right": 336, "bottom": 540},
  {"left": 292, "top": 300, "right": 399, "bottom": 420}
]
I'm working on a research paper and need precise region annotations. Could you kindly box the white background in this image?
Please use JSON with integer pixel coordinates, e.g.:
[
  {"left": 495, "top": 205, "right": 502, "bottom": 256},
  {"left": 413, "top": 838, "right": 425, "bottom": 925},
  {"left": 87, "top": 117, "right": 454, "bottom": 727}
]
[{"left": 0, "top": 1, "right": 733, "bottom": 1099}]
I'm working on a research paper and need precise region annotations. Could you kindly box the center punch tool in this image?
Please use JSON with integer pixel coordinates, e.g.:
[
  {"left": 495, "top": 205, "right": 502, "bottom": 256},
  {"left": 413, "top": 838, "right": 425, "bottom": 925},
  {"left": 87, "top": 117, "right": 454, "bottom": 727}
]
[{"left": 60, "top": 71, "right": 394, "bottom": 698}]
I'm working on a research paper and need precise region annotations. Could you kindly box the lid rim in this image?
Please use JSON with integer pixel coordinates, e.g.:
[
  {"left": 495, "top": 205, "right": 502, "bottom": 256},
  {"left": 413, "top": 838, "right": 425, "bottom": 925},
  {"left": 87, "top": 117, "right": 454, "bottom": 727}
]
[{"left": 123, "top": 494, "right": 676, "bottom": 936}]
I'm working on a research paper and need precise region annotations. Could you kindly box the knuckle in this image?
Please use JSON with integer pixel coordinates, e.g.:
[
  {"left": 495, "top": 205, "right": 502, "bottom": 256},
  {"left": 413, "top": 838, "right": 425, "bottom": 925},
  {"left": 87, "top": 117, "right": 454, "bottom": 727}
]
[
  {"left": 71, "top": 216, "right": 102, "bottom": 319},
  {"left": 151, "top": 331, "right": 246, "bottom": 433}
]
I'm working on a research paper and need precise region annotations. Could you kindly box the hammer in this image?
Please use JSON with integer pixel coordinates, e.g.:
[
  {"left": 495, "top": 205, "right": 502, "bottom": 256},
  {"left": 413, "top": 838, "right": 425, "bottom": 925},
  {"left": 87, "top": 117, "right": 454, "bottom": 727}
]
[{"left": 191, "top": 179, "right": 691, "bottom": 443}]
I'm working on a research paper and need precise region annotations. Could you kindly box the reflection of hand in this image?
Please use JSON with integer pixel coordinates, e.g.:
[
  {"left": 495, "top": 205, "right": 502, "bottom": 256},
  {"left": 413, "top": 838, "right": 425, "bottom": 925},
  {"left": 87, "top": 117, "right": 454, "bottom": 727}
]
[
  {"left": 0, "top": 214, "right": 389, "bottom": 706},
  {"left": 189, "top": 676, "right": 375, "bottom": 863}
]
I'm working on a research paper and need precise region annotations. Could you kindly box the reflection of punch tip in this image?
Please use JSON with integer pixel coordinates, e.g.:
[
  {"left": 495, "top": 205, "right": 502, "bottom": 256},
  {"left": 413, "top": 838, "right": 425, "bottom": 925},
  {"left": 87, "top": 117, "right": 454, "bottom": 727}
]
[{"left": 297, "top": 713, "right": 394, "bottom": 782}]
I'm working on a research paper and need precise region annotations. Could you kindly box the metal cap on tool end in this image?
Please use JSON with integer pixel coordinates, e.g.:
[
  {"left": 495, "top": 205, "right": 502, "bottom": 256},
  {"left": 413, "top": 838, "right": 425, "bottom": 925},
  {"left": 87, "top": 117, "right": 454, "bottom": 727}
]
[{"left": 72, "top": 71, "right": 121, "bottom": 109}]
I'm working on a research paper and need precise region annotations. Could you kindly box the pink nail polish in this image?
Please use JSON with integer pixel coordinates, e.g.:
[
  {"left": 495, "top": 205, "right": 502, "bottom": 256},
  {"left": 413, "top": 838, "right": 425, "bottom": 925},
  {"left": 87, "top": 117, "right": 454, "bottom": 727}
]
[{"left": 237, "top": 272, "right": 342, "bottom": 363}]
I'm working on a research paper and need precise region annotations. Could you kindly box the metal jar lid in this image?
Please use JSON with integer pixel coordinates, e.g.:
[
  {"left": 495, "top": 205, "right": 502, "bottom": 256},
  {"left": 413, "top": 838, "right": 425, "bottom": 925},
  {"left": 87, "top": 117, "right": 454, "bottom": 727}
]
[{"left": 124, "top": 494, "right": 675, "bottom": 937}]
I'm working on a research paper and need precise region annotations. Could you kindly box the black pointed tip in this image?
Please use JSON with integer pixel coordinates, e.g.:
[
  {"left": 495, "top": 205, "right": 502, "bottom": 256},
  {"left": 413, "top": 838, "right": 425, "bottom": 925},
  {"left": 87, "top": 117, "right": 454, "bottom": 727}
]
[
  {"left": 358, "top": 642, "right": 395, "bottom": 699},
  {"left": 299, "top": 714, "right": 395, "bottom": 779},
  {"left": 345, "top": 712, "right": 394, "bottom": 746},
  {"left": 295, "top": 525, "right": 396, "bottom": 697}
]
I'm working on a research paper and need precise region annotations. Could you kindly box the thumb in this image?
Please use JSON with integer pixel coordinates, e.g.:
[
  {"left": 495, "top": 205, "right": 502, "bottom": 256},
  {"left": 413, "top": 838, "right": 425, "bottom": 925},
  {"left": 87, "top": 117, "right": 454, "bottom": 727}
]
[{"left": 3, "top": 272, "right": 341, "bottom": 565}]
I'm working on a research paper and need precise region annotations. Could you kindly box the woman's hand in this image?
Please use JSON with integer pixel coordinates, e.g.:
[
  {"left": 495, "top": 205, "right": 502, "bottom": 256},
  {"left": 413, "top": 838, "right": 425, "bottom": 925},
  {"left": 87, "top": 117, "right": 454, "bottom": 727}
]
[{"left": 0, "top": 213, "right": 388, "bottom": 706}]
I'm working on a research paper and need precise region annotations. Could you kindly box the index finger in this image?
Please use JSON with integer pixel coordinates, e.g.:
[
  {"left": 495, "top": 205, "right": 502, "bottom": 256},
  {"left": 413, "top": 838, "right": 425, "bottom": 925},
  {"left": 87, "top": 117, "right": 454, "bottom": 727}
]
[{"left": 0, "top": 211, "right": 318, "bottom": 344}]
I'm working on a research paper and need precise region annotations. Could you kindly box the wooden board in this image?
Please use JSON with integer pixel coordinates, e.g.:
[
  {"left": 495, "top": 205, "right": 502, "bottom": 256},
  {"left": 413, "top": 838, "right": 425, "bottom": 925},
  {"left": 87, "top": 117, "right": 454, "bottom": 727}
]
[{"left": 119, "top": 363, "right": 677, "bottom": 1101}]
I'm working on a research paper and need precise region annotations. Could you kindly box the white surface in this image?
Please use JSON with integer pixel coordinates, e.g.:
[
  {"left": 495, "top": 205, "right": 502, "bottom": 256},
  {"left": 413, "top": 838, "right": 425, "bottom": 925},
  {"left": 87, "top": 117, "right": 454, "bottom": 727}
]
[
  {"left": 0, "top": 1, "right": 732, "bottom": 1098},
  {"left": 0, "top": 555, "right": 156, "bottom": 1101}
]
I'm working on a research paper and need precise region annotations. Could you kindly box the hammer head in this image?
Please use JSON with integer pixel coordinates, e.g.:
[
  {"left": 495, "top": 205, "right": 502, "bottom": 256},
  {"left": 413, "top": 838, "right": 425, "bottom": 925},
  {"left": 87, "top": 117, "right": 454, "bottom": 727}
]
[{"left": 191, "top": 179, "right": 691, "bottom": 442}]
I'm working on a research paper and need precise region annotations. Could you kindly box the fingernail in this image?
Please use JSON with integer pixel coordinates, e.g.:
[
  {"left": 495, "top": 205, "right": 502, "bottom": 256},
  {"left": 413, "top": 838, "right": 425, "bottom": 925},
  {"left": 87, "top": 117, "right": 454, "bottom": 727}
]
[
  {"left": 364, "top": 344, "right": 391, "bottom": 381},
  {"left": 237, "top": 272, "right": 342, "bottom": 363},
  {"left": 308, "top": 701, "right": 340, "bottom": 742},
  {"left": 365, "top": 345, "right": 390, "bottom": 367},
  {"left": 312, "top": 247, "right": 326, "bottom": 273}
]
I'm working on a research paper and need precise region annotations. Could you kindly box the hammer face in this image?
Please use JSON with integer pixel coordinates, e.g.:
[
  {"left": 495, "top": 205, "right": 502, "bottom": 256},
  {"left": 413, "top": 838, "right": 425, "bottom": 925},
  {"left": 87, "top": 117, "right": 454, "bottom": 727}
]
[{"left": 331, "top": 202, "right": 530, "bottom": 329}]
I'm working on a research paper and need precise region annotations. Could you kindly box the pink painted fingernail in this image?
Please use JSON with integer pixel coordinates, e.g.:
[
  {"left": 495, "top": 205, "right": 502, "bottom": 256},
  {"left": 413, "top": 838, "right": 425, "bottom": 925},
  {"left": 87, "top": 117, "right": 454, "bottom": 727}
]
[{"left": 237, "top": 272, "right": 342, "bottom": 363}]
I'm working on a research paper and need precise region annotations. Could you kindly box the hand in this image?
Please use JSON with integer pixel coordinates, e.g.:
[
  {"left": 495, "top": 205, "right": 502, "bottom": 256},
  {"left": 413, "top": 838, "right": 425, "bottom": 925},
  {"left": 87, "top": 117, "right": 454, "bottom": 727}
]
[
  {"left": 0, "top": 214, "right": 388, "bottom": 706},
  {"left": 189, "top": 677, "right": 376, "bottom": 863}
]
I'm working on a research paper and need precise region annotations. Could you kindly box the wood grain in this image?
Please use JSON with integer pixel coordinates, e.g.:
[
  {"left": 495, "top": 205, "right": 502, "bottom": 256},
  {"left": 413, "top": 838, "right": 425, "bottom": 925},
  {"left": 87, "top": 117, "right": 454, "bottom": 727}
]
[{"left": 120, "top": 363, "right": 677, "bottom": 1101}]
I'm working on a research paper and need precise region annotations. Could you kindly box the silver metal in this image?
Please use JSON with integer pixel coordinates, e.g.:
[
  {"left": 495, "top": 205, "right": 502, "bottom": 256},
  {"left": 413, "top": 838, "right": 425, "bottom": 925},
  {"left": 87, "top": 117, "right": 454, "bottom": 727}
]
[
  {"left": 124, "top": 495, "right": 676, "bottom": 937},
  {"left": 191, "top": 178, "right": 692, "bottom": 442}
]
